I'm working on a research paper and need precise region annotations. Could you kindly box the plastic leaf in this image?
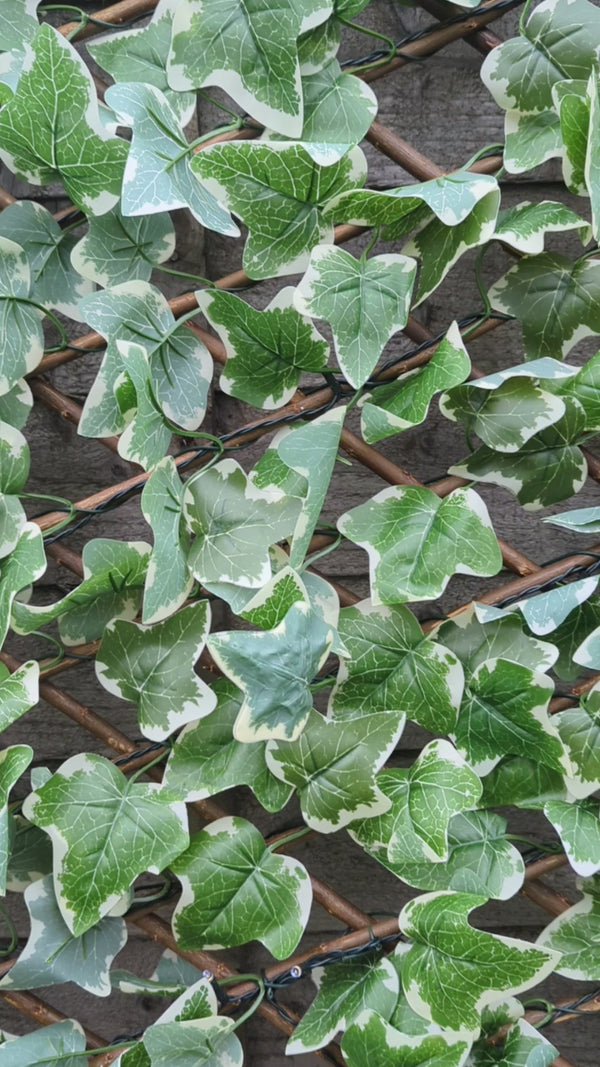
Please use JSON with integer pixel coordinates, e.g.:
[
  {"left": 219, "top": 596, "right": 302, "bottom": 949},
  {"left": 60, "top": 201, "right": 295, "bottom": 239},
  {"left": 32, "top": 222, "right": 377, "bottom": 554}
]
[
  {"left": 342, "top": 1011, "right": 471, "bottom": 1067},
  {"left": 436, "top": 603, "right": 558, "bottom": 675},
  {"left": 537, "top": 876, "right": 600, "bottom": 979},
  {"left": 141, "top": 457, "right": 194, "bottom": 625},
  {"left": 440, "top": 377, "right": 566, "bottom": 453},
  {"left": 544, "top": 798, "right": 600, "bottom": 876},
  {"left": 143, "top": 1017, "right": 242, "bottom": 1067},
  {"left": 0, "top": 660, "right": 39, "bottom": 735},
  {"left": 0, "top": 745, "right": 32, "bottom": 894},
  {"left": 0, "top": 237, "right": 44, "bottom": 394},
  {"left": 1, "top": 523, "right": 46, "bottom": 646},
  {"left": 0, "top": 0, "right": 38, "bottom": 51},
  {"left": 494, "top": 200, "right": 591, "bottom": 254},
  {"left": 0, "top": 1020, "right": 86, "bottom": 1067},
  {"left": 71, "top": 205, "right": 176, "bottom": 289}
]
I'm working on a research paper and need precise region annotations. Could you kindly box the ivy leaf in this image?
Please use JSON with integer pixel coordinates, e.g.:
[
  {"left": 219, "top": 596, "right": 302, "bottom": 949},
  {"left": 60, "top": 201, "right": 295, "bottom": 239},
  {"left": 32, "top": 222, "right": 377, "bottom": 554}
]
[
  {"left": 436, "top": 603, "right": 558, "bottom": 675},
  {"left": 480, "top": 755, "right": 567, "bottom": 810},
  {"left": 182, "top": 458, "right": 300, "bottom": 589},
  {"left": 0, "top": 421, "right": 29, "bottom": 494},
  {"left": 0, "top": 745, "right": 33, "bottom": 894},
  {"left": 87, "top": 0, "right": 196, "bottom": 123},
  {"left": 141, "top": 458, "right": 194, "bottom": 625},
  {"left": 537, "top": 876, "right": 600, "bottom": 980},
  {"left": 196, "top": 286, "right": 328, "bottom": 410},
  {"left": 0, "top": 1020, "right": 86, "bottom": 1067},
  {"left": 104, "top": 83, "right": 238, "bottom": 235},
  {"left": 360, "top": 321, "right": 470, "bottom": 443},
  {"left": 24, "top": 754, "right": 189, "bottom": 936},
  {"left": 544, "top": 798, "right": 600, "bottom": 876},
  {"left": 171, "top": 816, "right": 311, "bottom": 958},
  {"left": 551, "top": 596, "right": 600, "bottom": 680},
  {"left": 0, "top": 660, "right": 39, "bottom": 734},
  {"left": 96, "top": 602, "right": 216, "bottom": 743},
  {"left": 338, "top": 485, "right": 501, "bottom": 605},
  {"left": 0, "top": 378, "right": 33, "bottom": 431},
  {"left": 208, "top": 601, "right": 334, "bottom": 741},
  {"left": 191, "top": 142, "right": 366, "bottom": 278},
  {"left": 143, "top": 1017, "right": 242, "bottom": 1067},
  {"left": 266, "top": 709, "right": 404, "bottom": 832},
  {"left": 488, "top": 253, "right": 600, "bottom": 360},
  {"left": 554, "top": 78, "right": 589, "bottom": 193},
  {"left": 286, "top": 956, "right": 399, "bottom": 1055},
  {"left": 0, "top": 237, "right": 44, "bottom": 394},
  {"left": 0, "top": 874, "right": 126, "bottom": 995},
  {"left": 0, "top": 201, "right": 93, "bottom": 320},
  {"left": 163, "top": 678, "right": 293, "bottom": 812},
  {"left": 116, "top": 341, "right": 173, "bottom": 470},
  {"left": 330, "top": 600, "right": 463, "bottom": 734},
  {"left": 405, "top": 189, "right": 500, "bottom": 305},
  {"left": 468, "top": 1018, "right": 558, "bottom": 1066},
  {"left": 454, "top": 657, "right": 568, "bottom": 777},
  {"left": 71, "top": 205, "right": 176, "bottom": 289},
  {"left": 545, "top": 504, "right": 600, "bottom": 534},
  {"left": 297, "top": 16, "right": 340, "bottom": 74},
  {"left": 398, "top": 892, "right": 560, "bottom": 1035},
  {"left": 514, "top": 577, "right": 599, "bottom": 638},
  {"left": 167, "top": 0, "right": 332, "bottom": 136},
  {"left": 440, "top": 377, "right": 566, "bottom": 453},
  {"left": 1, "top": 523, "right": 46, "bottom": 646},
  {"left": 294, "top": 246, "right": 416, "bottom": 388},
  {"left": 5, "top": 814, "right": 52, "bottom": 892},
  {"left": 12, "top": 538, "right": 149, "bottom": 647},
  {"left": 0, "top": 0, "right": 38, "bottom": 51},
  {"left": 0, "top": 25, "right": 127, "bottom": 214},
  {"left": 342, "top": 1011, "right": 471, "bottom": 1067},
  {"left": 494, "top": 200, "right": 591, "bottom": 255}
]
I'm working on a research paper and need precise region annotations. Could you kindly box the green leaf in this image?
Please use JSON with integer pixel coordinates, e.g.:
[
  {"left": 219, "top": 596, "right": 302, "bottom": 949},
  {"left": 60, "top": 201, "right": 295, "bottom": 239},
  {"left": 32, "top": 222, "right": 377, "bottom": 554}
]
[
  {"left": 5, "top": 814, "right": 52, "bottom": 892},
  {"left": 116, "top": 340, "right": 173, "bottom": 470},
  {"left": 183, "top": 458, "right": 300, "bottom": 589},
  {"left": 453, "top": 657, "right": 569, "bottom": 776},
  {"left": 163, "top": 678, "right": 292, "bottom": 812},
  {"left": 0, "top": 237, "right": 44, "bottom": 394},
  {"left": 0, "top": 660, "right": 39, "bottom": 734},
  {"left": 398, "top": 891, "right": 560, "bottom": 1035},
  {"left": 342, "top": 1011, "right": 471, "bottom": 1067},
  {"left": 0, "top": 420, "right": 29, "bottom": 494},
  {"left": 96, "top": 602, "right": 216, "bottom": 743},
  {"left": 488, "top": 252, "right": 600, "bottom": 360},
  {"left": 191, "top": 141, "right": 366, "bottom": 279},
  {"left": 0, "top": 201, "right": 94, "bottom": 320},
  {"left": 71, "top": 205, "right": 176, "bottom": 289},
  {"left": 287, "top": 956, "right": 399, "bottom": 1055},
  {"left": 361, "top": 321, "right": 470, "bottom": 443},
  {"left": 494, "top": 200, "right": 591, "bottom": 255},
  {"left": 468, "top": 1018, "right": 558, "bottom": 1066},
  {"left": 1, "top": 523, "right": 46, "bottom": 646},
  {"left": 480, "top": 755, "right": 567, "bottom": 810},
  {"left": 0, "top": 745, "right": 32, "bottom": 894},
  {"left": 0, "top": 874, "right": 126, "bottom": 995},
  {"left": 559, "top": 345, "right": 600, "bottom": 430},
  {"left": 515, "top": 577, "right": 599, "bottom": 637},
  {"left": 436, "top": 602, "right": 558, "bottom": 675},
  {"left": 23, "top": 752, "right": 189, "bottom": 936},
  {"left": 104, "top": 83, "right": 238, "bottom": 234},
  {"left": 0, "top": 1020, "right": 86, "bottom": 1067},
  {"left": 0, "top": 0, "right": 38, "bottom": 51},
  {"left": 440, "top": 377, "right": 566, "bottom": 453},
  {"left": 338, "top": 485, "right": 501, "bottom": 605},
  {"left": 266, "top": 708, "right": 404, "bottom": 832},
  {"left": 503, "top": 109, "right": 563, "bottom": 174},
  {"left": 143, "top": 1017, "right": 242, "bottom": 1067},
  {"left": 554, "top": 78, "right": 589, "bottom": 193},
  {"left": 405, "top": 189, "right": 500, "bottom": 305},
  {"left": 544, "top": 798, "right": 600, "bottom": 876},
  {"left": 294, "top": 246, "right": 416, "bottom": 388},
  {"left": 12, "top": 538, "right": 149, "bottom": 647},
  {"left": 196, "top": 286, "right": 327, "bottom": 409},
  {"left": 171, "top": 816, "right": 311, "bottom": 958},
  {"left": 551, "top": 595, "right": 600, "bottom": 680},
  {"left": 208, "top": 600, "right": 334, "bottom": 741},
  {"left": 0, "top": 25, "right": 127, "bottom": 214},
  {"left": 0, "top": 378, "right": 33, "bottom": 431},
  {"left": 141, "top": 457, "right": 194, "bottom": 625},
  {"left": 330, "top": 599, "right": 463, "bottom": 734},
  {"left": 167, "top": 0, "right": 332, "bottom": 136},
  {"left": 297, "top": 17, "right": 340, "bottom": 74},
  {"left": 537, "top": 876, "right": 600, "bottom": 979}
]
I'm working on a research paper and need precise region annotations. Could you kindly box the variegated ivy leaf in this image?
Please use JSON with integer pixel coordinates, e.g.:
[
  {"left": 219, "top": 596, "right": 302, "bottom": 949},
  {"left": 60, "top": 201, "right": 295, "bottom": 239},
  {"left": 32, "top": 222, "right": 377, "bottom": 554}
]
[
  {"left": 545, "top": 504, "right": 600, "bottom": 533},
  {"left": 0, "top": 420, "right": 29, "bottom": 494},
  {"left": 294, "top": 246, "right": 416, "bottom": 389},
  {"left": 503, "top": 108, "right": 563, "bottom": 174},
  {"left": 0, "top": 1020, "right": 86, "bottom": 1067},
  {"left": 0, "top": 745, "right": 32, "bottom": 894},
  {"left": 351, "top": 740, "right": 482, "bottom": 865},
  {"left": 182, "top": 458, "right": 300, "bottom": 589},
  {"left": 489, "top": 253, "right": 600, "bottom": 360},
  {"left": 398, "top": 892, "right": 560, "bottom": 1035},
  {"left": 209, "top": 600, "right": 334, "bottom": 741},
  {"left": 436, "top": 602, "right": 558, "bottom": 675},
  {"left": 330, "top": 599, "right": 463, "bottom": 735},
  {"left": 440, "top": 377, "right": 566, "bottom": 453},
  {"left": 143, "top": 1017, "right": 242, "bottom": 1067},
  {"left": 104, "top": 83, "right": 238, "bottom": 234},
  {"left": 360, "top": 321, "right": 470, "bottom": 443},
  {"left": 554, "top": 78, "right": 589, "bottom": 193},
  {"left": 23, "top": 752, "right": 189, "bottom": 936},
  {"left": 0, "top": 201, "right": 93, "bottom": 321},
  {"left": 1, "top": 523, "right": 46, "bottom": 646},
  {"left": 71, "top": 205, "right": 176, "bottom": 289},
  {"left": 113, "top": 948, "right": 203, "bottom": 997},
  {"left": 141, "top": 457, "right": 193, "bottom": 625},
  {"left": 297, "top": 16, "right": 340, "bottom": 74},
  {"left": 5, "top": 813, "right": 52, "bottom": 892},
  {"left": 171, "top": 816, "right": 311, "bottom": 958},
  {"left": 338, "top": 485, "right": 501, "bottom": 605},
  {"left": 559, "top": 347, "right": 600, "bottom": 430},
  {"left": 0, "top": 237, "right": 44, "bottom": 394},
  {"left": 544, "top": 798, "right": 600, "bottom": 876},
  {"left": 468, "top": 1018, "right": 558, "bottom": 1066},
  {"left": 453, "top": 657, "right": 568, "bottom": 777},
  {"left": 405, "top": 189, "right": 500, "bottom": 305},
  {"left": 263, "top": 59, "right": 377, "bottom": 165},
  {"left": 79, "top": 281, "right": 212, "bottom": 437},
  {"left": 0, "top": 25, "right": 127, "bottom": 215},
  {"left": 12, "top": 538, "right": 149, "bottom": 647},
  {"left": 494, "top": 200, "right": 591, "bottom": 255},
  {"left": 552, "top": 595, "right": 600, "bottom": 680},
  {"left": 167, "top": 0, "right": 333, "bottom": 137},
  {"left": 537, "top": 875, "right": 600, "bottom": 979},
  {"left": 191, "top": 142, "right": 366, "bottom": 279},
  {"left": 266, "top": 708, "right": 404, "bottom": 832},
  {"left": 377, "top": 811, "right": 525, "bottom": 901},
  {"left": 0, "top": 378, "right": 32, "bottom": 430},
  {"left": 196, "top": 286, "right": 328, "bottom": 410},
  {"left": 96, "top": 602, "right": 216, "bottom": 743},
  {"left": 116, "top": 340, "right": 173, "bottom": 470},
  {"left": 449, "top": 401, "right": 588, "bottom": 510},
  {"left": 0, "top": 493, "right": 26, "bottom": 562},
  {"left": 514, "top": 576, "right": 599, "bottom": 638},
  {"left": 87, "top": 0, "right": 196, "bottom": 124},
  {"left": 163, "top": 678, "right": 293, "bottom": 812},
  {"left": 342, "top": 1011, "right": 471, "bottom": 1067},
  {"left": 0, "top": 660, "right": 39, "bottom": 734},
  {"left": 0, "top": 0, "right": 38, "bottom": 51},
  {"left": 480, "top": 755, "right": 567, "bottom": 810},
  {"left": 287, "top": 956, "right": 399, "bottom": 1055},
  {"left": 0, "top": 874, "right": 126, "bottom": 995}
]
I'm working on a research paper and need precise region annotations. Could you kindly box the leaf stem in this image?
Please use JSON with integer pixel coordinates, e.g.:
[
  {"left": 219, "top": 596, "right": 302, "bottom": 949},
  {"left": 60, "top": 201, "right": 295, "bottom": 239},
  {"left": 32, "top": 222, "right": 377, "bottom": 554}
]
[
  {"left": 165, "top": 120, "right": 244, "bottom": 172},
  {"left": 29, "top": 630, "right": 66, "bottom": 672},
  {"left": 231, "top": 974, "right": 266, "bottom": 1029},
  {"left": 127, "top": 747, "right": 169, "bottom": 784},
  {"left": 267, "top": 825, "right": 312, "bottom": 852},
  {"left": 338, "top": 18, "right": 397, "bottom": 73}
]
